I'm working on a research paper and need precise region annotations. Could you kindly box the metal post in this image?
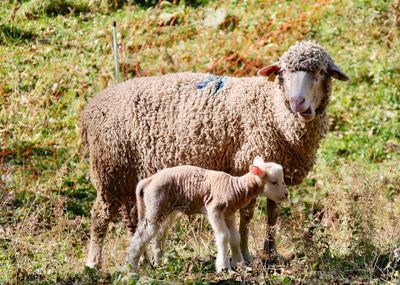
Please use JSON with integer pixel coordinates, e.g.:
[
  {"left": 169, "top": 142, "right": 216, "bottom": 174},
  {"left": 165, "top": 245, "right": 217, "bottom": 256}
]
[{"left": 112, "top": 20, "right": 120, "bottom": 82}]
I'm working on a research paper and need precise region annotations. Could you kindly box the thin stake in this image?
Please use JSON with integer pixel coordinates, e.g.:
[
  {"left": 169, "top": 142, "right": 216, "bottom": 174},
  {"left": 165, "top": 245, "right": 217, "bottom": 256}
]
[{"left": 112, "top": 20, "right": 120, "bottom": 82}]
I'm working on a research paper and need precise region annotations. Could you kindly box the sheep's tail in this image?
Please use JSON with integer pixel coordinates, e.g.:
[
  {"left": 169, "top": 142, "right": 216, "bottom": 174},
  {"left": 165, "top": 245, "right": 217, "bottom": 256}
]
[{"left": 136, "top": 177, "right": 152, "bottom": 221}]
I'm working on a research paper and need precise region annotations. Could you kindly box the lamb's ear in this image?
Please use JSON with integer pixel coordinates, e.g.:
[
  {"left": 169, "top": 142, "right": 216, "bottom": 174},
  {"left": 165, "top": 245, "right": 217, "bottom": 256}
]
[
  {"left": 329, "top": 64, "right": 349, "bottom": 81},
  {"left": 257, "top": 64, "right": 281, "bottom": 82},
  {"left": 249, "top": 165, "right": 263, "bottom": 177},
  {"left": 253, "top": 156, "right": 264, "bottom": 166}
]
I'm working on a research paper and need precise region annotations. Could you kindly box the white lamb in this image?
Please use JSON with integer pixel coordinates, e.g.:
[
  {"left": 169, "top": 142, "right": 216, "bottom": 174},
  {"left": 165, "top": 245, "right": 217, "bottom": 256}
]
[{"left": 126, "top": 157, "right": 288, "bottom": 272}]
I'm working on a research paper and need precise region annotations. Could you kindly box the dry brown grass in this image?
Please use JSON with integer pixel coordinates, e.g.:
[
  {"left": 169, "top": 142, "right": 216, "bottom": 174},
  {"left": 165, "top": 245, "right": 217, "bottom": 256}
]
[{"left": 1, "top": 0, "right": 399, "bottom": 283}]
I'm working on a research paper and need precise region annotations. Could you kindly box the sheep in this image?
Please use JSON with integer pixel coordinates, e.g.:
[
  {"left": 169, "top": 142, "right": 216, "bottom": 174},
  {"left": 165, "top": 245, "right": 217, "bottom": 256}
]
[
  {"left": 80, "top": 40, "right": 349, "bottom": 269},
  {"left": 126, "top": 157, "right": 288, "bottom": 272}
]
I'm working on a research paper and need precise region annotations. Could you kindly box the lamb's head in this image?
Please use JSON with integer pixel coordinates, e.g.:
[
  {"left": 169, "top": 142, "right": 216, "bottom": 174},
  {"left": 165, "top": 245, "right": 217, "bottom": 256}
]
[
  {"left": 258, "top": 41, "right": 349, "bottom": 122},
  {"left": 249, "top": 156, "right": 288, "bottom": 203}
]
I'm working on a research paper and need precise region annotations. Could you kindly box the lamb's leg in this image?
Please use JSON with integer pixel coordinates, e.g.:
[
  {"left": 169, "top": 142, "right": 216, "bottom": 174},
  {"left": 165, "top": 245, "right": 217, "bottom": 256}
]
[
  {"left": 239, "top": 198, "right": 256, "bottom": 263},
  {"left": 148, "top": 211, "right": 179, "bottom": 266},
  {"left": 225, "top": 215, "right": 244, "bottom": 267},
  {"left": 207, "top": 209, "right": 231, "bottom": 272},
  {"left": 86, "top": 197, "right": 118, "bottom": 269},
  {"left": 126, "top": 220, "right": 160, "bottom": 270},
  {"left": 263, "top": 198, "right": 279, "bottom": 255}
]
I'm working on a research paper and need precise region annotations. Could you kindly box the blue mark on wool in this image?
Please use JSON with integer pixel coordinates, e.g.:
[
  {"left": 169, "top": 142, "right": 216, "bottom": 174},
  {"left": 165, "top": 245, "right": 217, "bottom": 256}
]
[
  {"left": 196, "top": 76, "right": 227, "bottom": 94},
  {"left": 195, "top": 77, "right": 215, "bottom": 89},
  {"left": 214, "top": 77, "right": 226, "bottom": 91}
]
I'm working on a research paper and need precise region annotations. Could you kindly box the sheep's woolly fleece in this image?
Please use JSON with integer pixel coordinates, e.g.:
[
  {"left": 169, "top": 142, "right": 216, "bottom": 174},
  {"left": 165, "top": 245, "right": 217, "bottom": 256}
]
[
  {"left": 280, "top": 41, "right": 334, "bottom": 72},
  {"left": 81, "top": 71, "right": 328, "bottom": 191}
]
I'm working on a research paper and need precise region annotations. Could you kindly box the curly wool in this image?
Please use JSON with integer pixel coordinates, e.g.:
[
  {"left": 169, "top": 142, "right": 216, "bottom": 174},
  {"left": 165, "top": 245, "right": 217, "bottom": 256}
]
[
  {"left": 81, "top": 73, "right": 327, "bottom": 194},
  {"left": 279, "top": 41, "right": 334, "bottom": 72}
]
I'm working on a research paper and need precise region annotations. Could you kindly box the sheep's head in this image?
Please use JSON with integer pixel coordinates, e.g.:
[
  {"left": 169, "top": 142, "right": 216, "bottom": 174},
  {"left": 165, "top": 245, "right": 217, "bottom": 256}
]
[
  {"left": 249, "top": 156, "right": 288, "bottom": 203},
  {"left": 258, "top": 41, "right": 349, "bottom": 122}
]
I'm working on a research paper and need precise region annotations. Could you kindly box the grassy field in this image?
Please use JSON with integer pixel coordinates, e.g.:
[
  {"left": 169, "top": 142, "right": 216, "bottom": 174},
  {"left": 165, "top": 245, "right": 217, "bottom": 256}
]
[{"left": 1, "top": 0, "right": 399, "bottom": 284}]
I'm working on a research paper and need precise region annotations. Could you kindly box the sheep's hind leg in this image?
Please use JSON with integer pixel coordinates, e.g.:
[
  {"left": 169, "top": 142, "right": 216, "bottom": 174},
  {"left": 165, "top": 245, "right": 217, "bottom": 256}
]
[
  {"left": 239, "top": 198, "right": 256, "bottom": 263},
  {"left": 207, "top": 208, "right": 232, "bottom": 272},
  {"left": 120, "top": 198, "right": 138, "bottom": 237},
  {"left": 225, "top": 215, "right": 244, "bottom": 268},
  {"left": 148, "top": 212, "right": 179, "bottom": 266},
  {"left": 86, "top": 197, "right": 119, "bottom": 269}
]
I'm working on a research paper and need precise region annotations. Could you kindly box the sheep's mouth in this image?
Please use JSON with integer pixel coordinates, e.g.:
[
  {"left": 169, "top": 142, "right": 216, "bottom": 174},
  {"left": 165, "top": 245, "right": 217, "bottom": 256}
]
[{"left": 297, "top": 107, "right": 315, "bottom": 122}]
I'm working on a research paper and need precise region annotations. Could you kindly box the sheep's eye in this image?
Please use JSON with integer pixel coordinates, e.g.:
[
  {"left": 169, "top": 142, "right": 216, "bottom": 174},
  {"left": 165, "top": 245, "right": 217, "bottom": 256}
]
[
  {"left": 270, "top": 181, "right": 278, "bottom": 185},
  {"left": 314, "top": 69, "right": 323, "bottom": 81}
]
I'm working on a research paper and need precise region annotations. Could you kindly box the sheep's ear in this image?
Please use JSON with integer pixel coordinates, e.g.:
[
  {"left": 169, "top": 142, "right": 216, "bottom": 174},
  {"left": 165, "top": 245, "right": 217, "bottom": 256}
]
[
  {"left": 253, "top": 156, "right": 264, "bottom": 166},
  {"left": 329, "top": 64, "right": 349, "bottom": 81},
  {"left": 257, "top": 64, "right": 281, "bottom": 82},
  {"left": 249, "top": 165, "right": 263, "bottom": 177}
]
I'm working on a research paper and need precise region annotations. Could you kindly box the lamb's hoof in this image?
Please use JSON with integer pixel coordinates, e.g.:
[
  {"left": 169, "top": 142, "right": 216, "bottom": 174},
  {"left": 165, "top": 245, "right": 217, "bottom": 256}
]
[
  {"left": 122, "top": 262, "right": 139, "bottom": 274},
  {"left": 84, "top": 265, "right": 99, "bottom": 277},
  {"left": 85, "top": 261, "right": 100, "bottom": 270},
  {"left": 216, "top": 267, "right": 234, "bottom": 274},
  {"left": 120, "top": 272, "right": 140, "bottom": 284},
  {"left": 394, "top": 248, "right": 400, "bottom": 259}
]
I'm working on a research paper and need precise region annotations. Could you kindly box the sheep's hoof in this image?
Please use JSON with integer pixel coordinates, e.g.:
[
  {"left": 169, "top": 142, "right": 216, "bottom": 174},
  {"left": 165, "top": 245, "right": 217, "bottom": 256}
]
[
  {"left": 263, "top": 252, "right": 290, "bottom": 267},
  {"left": 242, "top": 252, "right": 253, "bottom": 265},
  {"left": 263, "top": 239, "right": 290, "bottom": 265},
  {"left": 233, "top": 263, "right": 252, "bottom": 273}
]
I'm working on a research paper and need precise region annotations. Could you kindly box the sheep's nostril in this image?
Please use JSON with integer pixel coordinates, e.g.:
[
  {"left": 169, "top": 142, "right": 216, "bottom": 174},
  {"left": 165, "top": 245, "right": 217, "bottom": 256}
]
[
  {"left": 296, "top": 97, "right": 305, "bottom": 107},
  {"left": 284, "top": 193, "right": 289, "bottom": 199},
  {"left": 290, "top": 96, "right": 306, "bottom": 110}
]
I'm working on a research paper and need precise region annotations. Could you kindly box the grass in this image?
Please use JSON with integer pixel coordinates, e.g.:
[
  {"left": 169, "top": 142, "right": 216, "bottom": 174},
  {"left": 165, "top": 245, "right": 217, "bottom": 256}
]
[{"left": 0, "top": 0, "right": 399, "bottom": 284}]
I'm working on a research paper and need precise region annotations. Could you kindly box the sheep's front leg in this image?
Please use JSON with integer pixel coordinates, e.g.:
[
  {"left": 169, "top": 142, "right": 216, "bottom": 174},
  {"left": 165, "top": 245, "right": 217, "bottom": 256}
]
[
  {"left": 263, "top": 199, "right": 279, "bottom": 255},
  {"left": 126, "top": 220, "right": 160, "bottom": 270},
  {"left": 207, "top": 208, "right": 231, "bottom": 272},
  {"left": 225, "top": 215, "right": 244, "bottom": 267},
  {"left": 239, "top": 198, "right": 256, "bottom": 263}
]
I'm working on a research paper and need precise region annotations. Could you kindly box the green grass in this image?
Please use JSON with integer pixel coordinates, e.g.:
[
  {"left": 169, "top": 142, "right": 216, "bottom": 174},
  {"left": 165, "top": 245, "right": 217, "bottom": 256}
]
[{"left": 1, "top": 0, "right": 399, "bottom": 284}]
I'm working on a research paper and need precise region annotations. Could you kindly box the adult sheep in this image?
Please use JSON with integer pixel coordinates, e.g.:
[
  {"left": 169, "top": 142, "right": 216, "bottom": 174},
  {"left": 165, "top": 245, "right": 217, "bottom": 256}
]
[{"left": 81, "top": 41, "right": 349, "bottom": 269}]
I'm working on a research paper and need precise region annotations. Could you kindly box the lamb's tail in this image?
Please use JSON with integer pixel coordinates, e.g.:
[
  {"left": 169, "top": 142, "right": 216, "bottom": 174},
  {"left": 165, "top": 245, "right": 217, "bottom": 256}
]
[{"left": 136, "top": 177, "right": 152, "bottom": 221}]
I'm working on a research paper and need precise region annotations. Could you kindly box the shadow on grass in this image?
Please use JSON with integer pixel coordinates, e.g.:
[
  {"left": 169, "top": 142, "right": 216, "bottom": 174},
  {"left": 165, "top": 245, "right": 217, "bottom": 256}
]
[
  {"left": 286, "top": 245, "right": 400, "bottom": 283},
  {"left": 0, "top": 24, "right": 36, "bottom": 44},
  {"left": 2, "top": 144, "right": 63, "bottom": 164},
  {"left": 63, "top": 186, "right": 96, "bottom": 218},
  {"left": 11, "top": 266, "right": 113, "bottom": 285}
]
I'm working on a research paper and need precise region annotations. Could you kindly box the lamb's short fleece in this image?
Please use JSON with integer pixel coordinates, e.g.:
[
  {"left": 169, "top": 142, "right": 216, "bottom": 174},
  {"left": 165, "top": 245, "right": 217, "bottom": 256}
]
[{"left": 126, "top": 157, "right": 288, "bottom": 272}]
